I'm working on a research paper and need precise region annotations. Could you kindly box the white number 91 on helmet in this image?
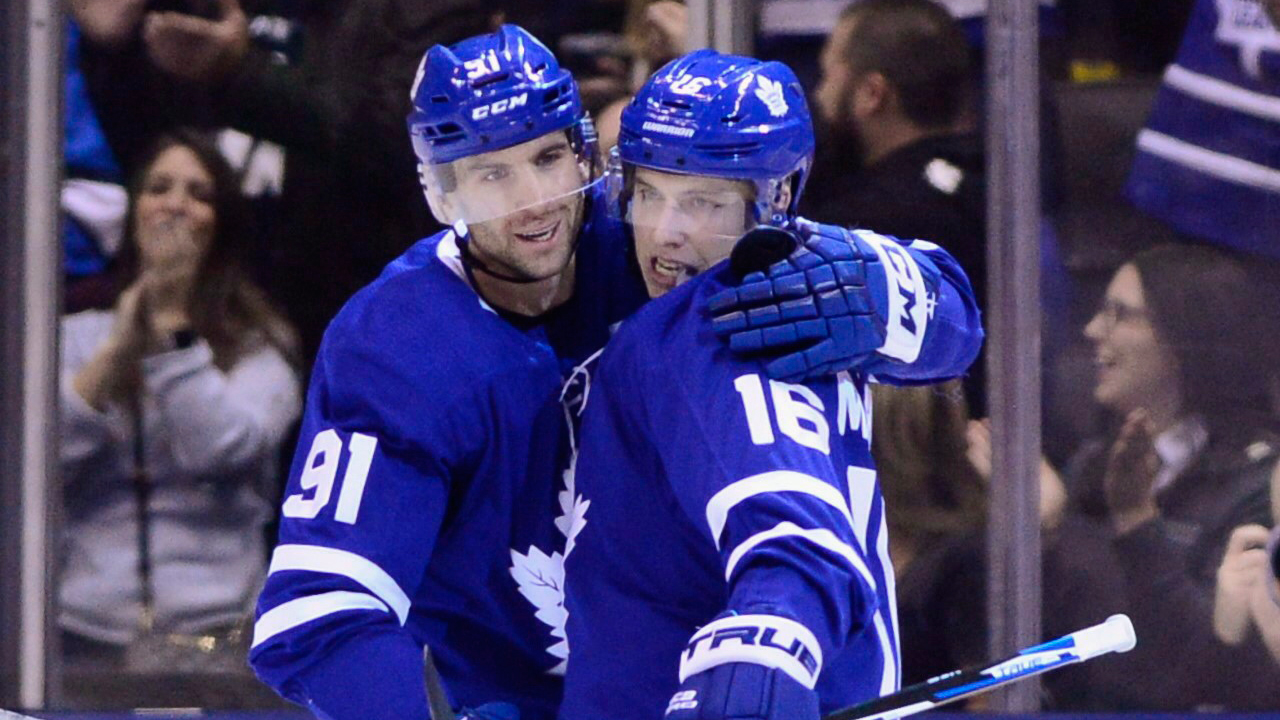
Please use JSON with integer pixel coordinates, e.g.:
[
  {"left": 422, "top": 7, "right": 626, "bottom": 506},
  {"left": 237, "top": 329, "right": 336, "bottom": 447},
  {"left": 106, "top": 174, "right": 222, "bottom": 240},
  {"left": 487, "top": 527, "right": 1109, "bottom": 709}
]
[{"left": 408, "top": 25, "right": 601, "bottom": 231}]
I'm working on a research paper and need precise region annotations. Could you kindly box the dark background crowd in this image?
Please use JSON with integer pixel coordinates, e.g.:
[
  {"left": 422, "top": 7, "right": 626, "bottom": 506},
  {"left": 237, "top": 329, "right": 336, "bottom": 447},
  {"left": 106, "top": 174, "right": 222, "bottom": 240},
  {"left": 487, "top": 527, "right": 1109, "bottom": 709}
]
[{"left": 45, "top": 0, "right": 1280, "bottom": 712}]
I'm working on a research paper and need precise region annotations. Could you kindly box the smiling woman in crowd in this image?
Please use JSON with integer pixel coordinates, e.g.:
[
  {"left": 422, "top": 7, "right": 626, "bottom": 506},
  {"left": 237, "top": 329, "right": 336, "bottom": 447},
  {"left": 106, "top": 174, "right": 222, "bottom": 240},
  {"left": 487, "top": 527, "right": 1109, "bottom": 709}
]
[{"left": 58, "top": 129, "right": 301, "bottom": 684}]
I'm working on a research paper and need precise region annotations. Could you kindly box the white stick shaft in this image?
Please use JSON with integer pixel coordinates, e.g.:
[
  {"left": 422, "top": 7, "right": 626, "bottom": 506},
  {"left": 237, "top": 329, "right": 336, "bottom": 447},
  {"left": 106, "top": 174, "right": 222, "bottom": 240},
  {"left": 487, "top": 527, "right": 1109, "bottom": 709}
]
[
  {"left": 828, "top": 614, "right": 1138, "bottom": 720},
  {"left": 1063, "top": 614, "right": 1136, "bottom": 661}
]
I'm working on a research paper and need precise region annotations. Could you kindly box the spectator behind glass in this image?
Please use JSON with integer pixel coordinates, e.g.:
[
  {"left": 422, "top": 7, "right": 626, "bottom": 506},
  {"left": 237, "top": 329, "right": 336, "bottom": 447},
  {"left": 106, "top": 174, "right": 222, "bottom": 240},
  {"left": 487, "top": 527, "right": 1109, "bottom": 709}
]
[
  {"left": 871, "top": 382, "right": 985, "bottom": 577},
  {"left": 868, "top": 382, "right": 987, "bottom": 697},
  {"left": 805, "top": 0, "right": 1074, "bottom": 421},
  {"left": 1213, "top": 253, "right": 1280, "bottom": 671},
  {"left": 882, "top": 381, "right": 1119, "bottom": 710},
  {"left": 72, "top": 0, "right": 490, "bottom": 364},
  {"left": 588, "top": 0, "right": 690, "bottom": 153},
  {"left": 1060, "top": 243, "right": 1280, "bottom": 709},
  {"left": 806, "top": 0, "right": 982, "bottom": 317},
  {"left": 1214, "top": 461, "right": 1280, "bottom": 668},
  {"left": 59, "top": 130, "right": 302, "bottom": 683}
]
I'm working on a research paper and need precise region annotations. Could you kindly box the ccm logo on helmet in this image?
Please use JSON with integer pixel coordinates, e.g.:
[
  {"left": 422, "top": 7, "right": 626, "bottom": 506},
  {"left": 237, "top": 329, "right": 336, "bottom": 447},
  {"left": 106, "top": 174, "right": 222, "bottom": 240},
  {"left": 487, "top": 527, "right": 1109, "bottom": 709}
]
[{"left": 471, "top": 93, "right": 529, "bottom": 120}]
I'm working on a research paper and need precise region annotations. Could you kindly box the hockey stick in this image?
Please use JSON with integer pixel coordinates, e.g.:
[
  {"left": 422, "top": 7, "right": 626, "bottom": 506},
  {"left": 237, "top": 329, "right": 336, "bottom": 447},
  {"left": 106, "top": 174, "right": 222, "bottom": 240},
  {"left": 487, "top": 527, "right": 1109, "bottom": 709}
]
[
  {"left": 424, "top": 646, "right": 457, "bottom": 720},
  {"left": 823, "top": 614, "right": 1136, "bottom": 720}
]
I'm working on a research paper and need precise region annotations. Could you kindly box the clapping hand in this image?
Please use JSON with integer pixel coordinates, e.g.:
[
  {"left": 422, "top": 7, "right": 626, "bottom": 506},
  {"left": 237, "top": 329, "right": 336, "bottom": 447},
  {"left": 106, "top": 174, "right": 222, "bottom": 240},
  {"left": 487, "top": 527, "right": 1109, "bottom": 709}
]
[
  {"left": 104, "top": 281, "right": 150, "bottom": 361},
  {"left": 138, "top": 218, "right": 201, "bottom": 338},
  {"left": 72, "top": 280, "right": 149, "bottom": 411},
  {"left": 143, "top": 0, "right": 249, "bottom": 83},
  {"left": 640, "top": 1, "right": 689, "bottom": 66},
  {"left": 70, "top": 0, "right": 151, "bottom": 48},
  {"left": 1103, "top": 409, "right": 1160, "bottom": 534},
  {"left": 965, "top": 418, "right": 1067, "bottom": 530}
]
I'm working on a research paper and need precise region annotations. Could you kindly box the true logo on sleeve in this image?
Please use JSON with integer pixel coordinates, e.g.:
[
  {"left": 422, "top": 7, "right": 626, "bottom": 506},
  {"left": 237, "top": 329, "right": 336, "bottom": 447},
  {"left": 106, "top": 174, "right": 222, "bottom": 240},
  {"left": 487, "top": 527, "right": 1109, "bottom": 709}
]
[{"left": 678, "top": 614, "right": 823, "bottom": 689}]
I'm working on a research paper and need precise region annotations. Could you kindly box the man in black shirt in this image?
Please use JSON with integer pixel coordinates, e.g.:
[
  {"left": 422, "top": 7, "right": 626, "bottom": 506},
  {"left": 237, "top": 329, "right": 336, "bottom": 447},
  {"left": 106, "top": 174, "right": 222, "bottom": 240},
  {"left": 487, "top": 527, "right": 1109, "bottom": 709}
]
[{"left": 805, "top": 0, "right": 987, "bottom": 411}]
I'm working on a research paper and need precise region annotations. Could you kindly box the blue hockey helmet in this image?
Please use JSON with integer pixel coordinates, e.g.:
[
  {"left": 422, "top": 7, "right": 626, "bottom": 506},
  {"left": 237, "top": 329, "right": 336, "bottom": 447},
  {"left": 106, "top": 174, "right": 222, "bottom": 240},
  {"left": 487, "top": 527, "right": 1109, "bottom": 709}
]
[
  {"left": 614, "top": 49, "right": 815, "bottom": 223},
  {"left": 408, "top": 25, "right": 598, "bottom": 226}
]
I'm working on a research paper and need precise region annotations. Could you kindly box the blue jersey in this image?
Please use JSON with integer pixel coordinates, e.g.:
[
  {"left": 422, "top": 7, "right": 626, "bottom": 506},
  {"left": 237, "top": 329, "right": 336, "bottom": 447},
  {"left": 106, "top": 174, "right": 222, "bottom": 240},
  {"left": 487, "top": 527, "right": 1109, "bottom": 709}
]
[
  {"left": 250, "top": 197, "right": 645, "bottom": 720},
  {"left": 560, "top": 234, "right": 982, "bottom": 720},
  {"left": 1126, "top": 0, "right": 1280, "bottom": 256}
]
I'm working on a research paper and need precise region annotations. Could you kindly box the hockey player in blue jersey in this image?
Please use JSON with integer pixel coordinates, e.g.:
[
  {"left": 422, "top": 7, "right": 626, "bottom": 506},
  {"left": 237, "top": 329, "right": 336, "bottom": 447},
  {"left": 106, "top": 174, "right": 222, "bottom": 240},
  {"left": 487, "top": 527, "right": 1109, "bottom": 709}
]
[
  {"left": 560, "top": 50, "right": 983, "bottom": 720},
  {"left": 247, "top": 25, "right": 948, "bottom": 720},
  {"left": 247, "top": 25, "right": 644, "bottom": 720}
]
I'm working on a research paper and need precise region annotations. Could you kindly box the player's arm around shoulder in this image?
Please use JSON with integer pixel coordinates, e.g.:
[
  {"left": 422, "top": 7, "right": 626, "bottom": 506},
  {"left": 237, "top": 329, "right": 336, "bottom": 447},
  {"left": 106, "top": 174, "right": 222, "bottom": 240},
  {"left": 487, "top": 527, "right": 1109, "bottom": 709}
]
[
  {"left": 848, "top": 223, "right": 983, "bottom": 382},
  {"left": 709, "top": 219, "right": 984, "bottom": 384},
  {"left": 249, "top": 322, "right": 476, "bottom": 720}
]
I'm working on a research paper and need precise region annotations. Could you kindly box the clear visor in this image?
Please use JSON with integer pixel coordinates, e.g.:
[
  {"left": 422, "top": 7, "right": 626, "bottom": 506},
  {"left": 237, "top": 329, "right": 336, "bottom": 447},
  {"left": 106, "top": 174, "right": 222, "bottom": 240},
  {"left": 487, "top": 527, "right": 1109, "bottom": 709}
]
[
  {"left": 420, "top": 120, "right": 601, "bottom": 227},
  {"left": 603, "top": 152, "right": 783, "bottom": 294}
]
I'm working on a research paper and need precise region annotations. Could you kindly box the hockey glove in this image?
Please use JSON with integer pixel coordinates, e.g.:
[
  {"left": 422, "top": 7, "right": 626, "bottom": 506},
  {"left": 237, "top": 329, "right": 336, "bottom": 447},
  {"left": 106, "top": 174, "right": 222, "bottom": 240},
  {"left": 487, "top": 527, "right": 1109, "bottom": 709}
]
[
  {"left": 709, "top": 219, "right": 894, "bottom": 382},
  {"left": 665, "top": 662, "right": 819, "bottom": 720},
  {"left": 665, "top": 614, "right": 821, "bottom": 720}
]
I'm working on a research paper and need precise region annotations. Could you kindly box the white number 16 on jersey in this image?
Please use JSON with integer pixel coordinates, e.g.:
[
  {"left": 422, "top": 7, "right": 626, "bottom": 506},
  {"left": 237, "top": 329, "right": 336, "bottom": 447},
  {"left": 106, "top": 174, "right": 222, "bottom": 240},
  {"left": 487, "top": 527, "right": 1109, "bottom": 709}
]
[
  {"left": 733, "top": 374, "right": 830, "bottom": 455},
  {"left": 282, "top": 429, "right": 378, "bottom": 524}
]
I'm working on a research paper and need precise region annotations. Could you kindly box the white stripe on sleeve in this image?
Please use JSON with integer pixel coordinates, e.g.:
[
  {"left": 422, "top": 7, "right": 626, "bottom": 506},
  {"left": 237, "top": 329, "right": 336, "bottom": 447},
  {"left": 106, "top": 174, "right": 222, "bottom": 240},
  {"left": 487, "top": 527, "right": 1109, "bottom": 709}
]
[
  {"left": 1137, "top": 129, "right": 1280, "bottom": 193},
  {"left": 252, "top": 591, "right": 390, "bottom": 648},
  {"left": 877, "top": 502, "right": 902, "bottom": 689},
  {"left": 268, "top": 544, "right": 412, "bottom": 624},
  {"left": 1163, "top": 64, "right": 1280, "bottom": 123},
  {"left": 705, "top": 471, "right": 855, "bottom": 549},
  {"left": 874, "top": 613, "right": 899, "bottom": 694},
  {"left": 723, "top": 521, "right": 877, "bottom": 590}
]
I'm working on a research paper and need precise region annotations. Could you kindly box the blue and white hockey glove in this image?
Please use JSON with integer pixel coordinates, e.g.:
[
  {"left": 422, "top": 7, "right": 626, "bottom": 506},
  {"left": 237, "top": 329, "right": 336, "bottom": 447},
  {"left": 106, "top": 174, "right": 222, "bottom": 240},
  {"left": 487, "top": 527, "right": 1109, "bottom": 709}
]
[
  {"left": 710, "top": 219, "right": 929, "bottom": 382},
  {"left": 664, "top": 614, "right": 821, "bottom": 720}
]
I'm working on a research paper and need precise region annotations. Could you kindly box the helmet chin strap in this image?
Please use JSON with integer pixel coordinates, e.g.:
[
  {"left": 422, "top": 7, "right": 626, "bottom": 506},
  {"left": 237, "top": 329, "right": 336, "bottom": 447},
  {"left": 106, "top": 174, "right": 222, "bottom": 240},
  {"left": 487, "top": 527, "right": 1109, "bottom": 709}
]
[
  {"left": 453, "top": 216, "right": 585, "bottom": 287},
  {"left": 457, "top": 234, "right": 550, "bottom": 285}
]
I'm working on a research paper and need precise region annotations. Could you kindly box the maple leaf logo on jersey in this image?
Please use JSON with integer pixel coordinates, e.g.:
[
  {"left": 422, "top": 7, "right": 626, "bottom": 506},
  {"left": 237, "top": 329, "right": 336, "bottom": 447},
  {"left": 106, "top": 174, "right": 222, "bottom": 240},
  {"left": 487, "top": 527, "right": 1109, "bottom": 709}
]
[
  {"left": 754, "top": 76, "right": 789, "bottom": 118},
  {"left": 510, "top": 457, "right": 590, "bottom": 675}
]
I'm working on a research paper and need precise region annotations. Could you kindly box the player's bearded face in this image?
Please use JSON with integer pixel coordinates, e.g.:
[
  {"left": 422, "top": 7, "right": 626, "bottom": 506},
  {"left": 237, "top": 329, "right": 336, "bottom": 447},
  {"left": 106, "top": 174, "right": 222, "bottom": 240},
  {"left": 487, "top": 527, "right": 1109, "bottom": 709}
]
[
  {"left": 815, "top": 19, "right": 868, "bottom": 167},
  {"left": 815, "top": 18, "right": 853, "bottom": 129},
  {"left": 628, "top": 168, "right": 754, "bottom": 298},
  {"left": 439, "top": 132, "right": 591, "bottom": 282}
]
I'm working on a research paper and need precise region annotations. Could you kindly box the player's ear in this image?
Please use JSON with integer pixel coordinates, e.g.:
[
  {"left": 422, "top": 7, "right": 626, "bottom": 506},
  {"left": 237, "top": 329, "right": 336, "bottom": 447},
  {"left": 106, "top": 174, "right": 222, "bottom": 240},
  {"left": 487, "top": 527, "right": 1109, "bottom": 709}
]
[
  {"left": 423, "top": 182, "right": 457, "bottom": 225},
  {"left": 853, "top": 71, "right": 890, "bottom": 117},
  {"left": 418, "top": 160, "right": 460, "bottom": 225}
]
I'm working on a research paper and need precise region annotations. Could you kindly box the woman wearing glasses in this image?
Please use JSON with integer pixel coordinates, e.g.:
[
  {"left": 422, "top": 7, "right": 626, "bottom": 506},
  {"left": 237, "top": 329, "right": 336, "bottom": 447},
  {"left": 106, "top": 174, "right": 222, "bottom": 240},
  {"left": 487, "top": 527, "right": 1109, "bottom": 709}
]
[{"left": 1059, "top": 243, "right": 1280, "bottom": 710}]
